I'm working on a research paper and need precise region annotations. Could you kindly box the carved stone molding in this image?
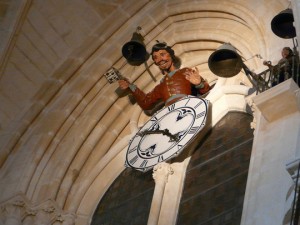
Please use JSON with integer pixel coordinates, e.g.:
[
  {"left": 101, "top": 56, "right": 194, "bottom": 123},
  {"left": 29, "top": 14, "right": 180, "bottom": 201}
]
[
  {"left": 245, "top": 97, "right": 257, "bottom": 131},
  {"left": 0, "top": 193, "right": 75, "bottom": 225},
  {"left": 148, "top": 162, "right": 174, "bottom": 225},
  {"left": 152, "top": 162, "right": 174, "bottom": 184}
]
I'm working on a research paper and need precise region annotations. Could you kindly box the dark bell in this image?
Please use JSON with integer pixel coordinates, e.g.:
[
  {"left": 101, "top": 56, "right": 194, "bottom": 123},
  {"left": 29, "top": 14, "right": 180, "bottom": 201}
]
[
  {"left": 122, "top": 32, "right": 150, "bottom": 66},
  {"left": 208, "top": 43, "right": 243, "bottom": 78},
  {"left": 271, "top": 8, "right": 296, "bottom": 39}
]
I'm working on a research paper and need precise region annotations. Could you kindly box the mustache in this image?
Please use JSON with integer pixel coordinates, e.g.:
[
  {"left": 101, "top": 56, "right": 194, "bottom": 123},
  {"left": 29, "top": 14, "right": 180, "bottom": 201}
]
[{"left": 155, "top": 60, "right": 168, "bottom": 66}]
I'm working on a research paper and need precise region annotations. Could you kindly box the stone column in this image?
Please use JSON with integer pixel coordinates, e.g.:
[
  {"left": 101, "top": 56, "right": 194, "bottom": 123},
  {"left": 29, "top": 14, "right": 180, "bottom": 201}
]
[
  {"left": 241, "top": 79, "right": 300, "bottom": 225},
  {"left": 147, "top": 162, "right": 174, "bottom": 225}
]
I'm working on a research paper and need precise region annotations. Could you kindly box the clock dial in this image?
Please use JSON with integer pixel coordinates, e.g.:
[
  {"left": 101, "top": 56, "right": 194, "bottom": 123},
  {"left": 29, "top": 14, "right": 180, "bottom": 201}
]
[{"left": 125, "top": 95, "right": 209, "bottom": 172}]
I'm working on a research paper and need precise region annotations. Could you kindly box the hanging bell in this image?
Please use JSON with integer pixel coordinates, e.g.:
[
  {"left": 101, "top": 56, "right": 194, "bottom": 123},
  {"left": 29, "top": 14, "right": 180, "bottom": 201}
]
[
  {"left": 208, "top": 43, "right": 243, "bottom": 78},
  {"left": 122, "top": 32, "right": 150, "bottom": 66},
  {"left": 271, "top": 8, "right": 296, "bottom": 39}
]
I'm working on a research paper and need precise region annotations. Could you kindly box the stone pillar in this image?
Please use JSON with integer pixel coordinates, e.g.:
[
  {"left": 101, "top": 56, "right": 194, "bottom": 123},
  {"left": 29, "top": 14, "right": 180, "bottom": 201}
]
[
  {"left": 147, "top": 162, "right": 173, "bottom": 225},
  {"left": 241, "top": 79, "right": 300, "bottom": 225}
]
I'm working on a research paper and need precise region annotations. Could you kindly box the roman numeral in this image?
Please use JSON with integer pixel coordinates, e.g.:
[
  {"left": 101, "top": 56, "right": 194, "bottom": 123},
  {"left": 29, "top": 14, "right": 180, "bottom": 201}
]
[
  {"left": 129, "top": 155, "right": 138, "bottom": 164},
  {"left": 196, "top": 111, "right": 206, "bottom": 119},
  {"left": 184, "top": 98, "right": 190, "bottom": 106},
  {"left": 168, "top": 104, "right": 175, "bottom": 111},
  {"left": 194, "top": 101, "right": 203, "bottom": 109},
  {"left": 189, "top": 126, "right": 199, "bottom": 134},
  {"left": 128, "top": 146, "right": 137, "bottom": 154},
  {"left": 140, "top": 160, "right": 148, "bottom": 168},
  {"left": 150, "top": 116, "right": 158, "bottom": 122},
  {"left": 158, "top": 155, "right": 164, "bottom": 162},
  {"left": 178, "top": 144, "right": 183, "bottom": 149}
]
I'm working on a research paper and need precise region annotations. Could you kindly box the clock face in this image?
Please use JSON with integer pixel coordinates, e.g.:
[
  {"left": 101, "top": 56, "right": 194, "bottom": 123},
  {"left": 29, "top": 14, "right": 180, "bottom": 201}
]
[{"left": 125, "top": 95, "right": 209, "bottom": 172}]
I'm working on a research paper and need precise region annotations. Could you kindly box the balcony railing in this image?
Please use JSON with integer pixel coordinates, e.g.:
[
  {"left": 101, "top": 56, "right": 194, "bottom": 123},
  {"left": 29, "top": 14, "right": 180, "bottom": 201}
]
[{"left": 244, "top": 57, "right": 300, "bottom": 94}]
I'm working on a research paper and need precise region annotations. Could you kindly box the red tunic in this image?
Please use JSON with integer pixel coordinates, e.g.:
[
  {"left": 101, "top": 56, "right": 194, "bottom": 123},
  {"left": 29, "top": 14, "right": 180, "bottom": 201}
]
[{"left": 130, "top": 68, "right": 210, "bottom": 110}]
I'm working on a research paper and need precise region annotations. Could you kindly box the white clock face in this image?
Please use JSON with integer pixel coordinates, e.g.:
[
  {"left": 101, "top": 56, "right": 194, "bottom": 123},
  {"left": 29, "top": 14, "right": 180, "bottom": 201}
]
[{"left": 125, "top": 95, "right": 209, "bottom": 172}]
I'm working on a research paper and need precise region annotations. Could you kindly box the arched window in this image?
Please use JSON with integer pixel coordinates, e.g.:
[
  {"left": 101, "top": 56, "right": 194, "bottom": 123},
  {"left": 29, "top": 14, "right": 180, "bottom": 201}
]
[
  {"left": 91, "top": 168, "right": 155, "bottom": 225},
  {"left": 177, "top": 112, "right": 254, "bottom": 225}
]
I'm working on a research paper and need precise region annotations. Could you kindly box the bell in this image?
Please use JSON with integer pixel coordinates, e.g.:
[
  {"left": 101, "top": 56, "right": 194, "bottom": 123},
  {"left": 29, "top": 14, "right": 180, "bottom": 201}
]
[
  {"left": 271, "top": 8, "right": 296, "bottom": 39},
  {"left": 122, "top": 32, "right": 150, "bottom": 66},
  {"left": 208, "top": 43, "right": 243, "bottom": 77}
]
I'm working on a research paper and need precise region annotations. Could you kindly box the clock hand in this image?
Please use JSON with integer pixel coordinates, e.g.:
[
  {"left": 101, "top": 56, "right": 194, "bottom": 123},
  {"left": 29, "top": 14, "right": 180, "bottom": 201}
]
[
  {"left": 160, "top": 129, "right": 180, "bottom": 142},
  {"left": 137, "top": 128, "right": 179, "bottom": 142}
]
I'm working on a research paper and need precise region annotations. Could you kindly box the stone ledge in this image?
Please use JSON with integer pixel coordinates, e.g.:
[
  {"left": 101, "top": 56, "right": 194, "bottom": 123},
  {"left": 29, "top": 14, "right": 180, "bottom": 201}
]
[{"left": 253, "top": 79, "right": 300, "bottom": 122}]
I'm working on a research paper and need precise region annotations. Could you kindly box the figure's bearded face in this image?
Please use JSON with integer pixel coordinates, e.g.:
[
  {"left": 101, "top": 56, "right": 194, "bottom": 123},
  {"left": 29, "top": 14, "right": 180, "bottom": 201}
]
[
  {"left": 281, "top": 49, "right": 290, "bottom": 58},
  {"left": 152, "top": 50, "right": 173, "bottom": 71}
]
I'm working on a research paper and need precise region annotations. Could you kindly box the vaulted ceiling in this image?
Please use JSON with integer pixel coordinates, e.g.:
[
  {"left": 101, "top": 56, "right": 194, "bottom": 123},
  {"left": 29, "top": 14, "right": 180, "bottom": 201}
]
[{"left": 0, "top": 0, "right": 292, "bottom": 214}]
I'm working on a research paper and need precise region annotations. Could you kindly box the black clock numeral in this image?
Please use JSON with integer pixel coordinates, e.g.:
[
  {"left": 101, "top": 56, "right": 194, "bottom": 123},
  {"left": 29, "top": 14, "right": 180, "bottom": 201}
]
[
  {"left": 194, "top": 101, "right": 203, "bottom": 109},
  {"left": 184, "top": 98, "right": 190, "bottom": 106},
  {"left": 150, "top": 116, "right": 158, "bottom": 122},
  {"left": 168, "top": 104, "right": 175, "bottom": 111},
  {"left": 128, "top": 146, "right": 137, "bottom": 154},
  {"left": 158, "top": 155, "right": 164, "bottom": 162},
  {"left": 196, "top": 111, "right": 206, "bottom": 119},
  {"left": 189, "top": 126, "right": 199, "bottom": 134},
  {"left": 140, "top": 160, "right": 148, "bottom": 168},
  {"left": 129, "top": 155, "right": 138, "bottom": 164}
]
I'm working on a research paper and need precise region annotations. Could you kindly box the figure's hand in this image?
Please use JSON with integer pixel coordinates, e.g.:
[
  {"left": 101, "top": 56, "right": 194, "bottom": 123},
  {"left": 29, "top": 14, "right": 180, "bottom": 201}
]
[
  {"left": 184, "top": 67, "right": 203, "bottom": 85},
  {"left": 118, "top": 79, "right": 130, "bottom": 90},
  {"left": 263, "top": 60, "right": 272, "bottom": 67}
]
